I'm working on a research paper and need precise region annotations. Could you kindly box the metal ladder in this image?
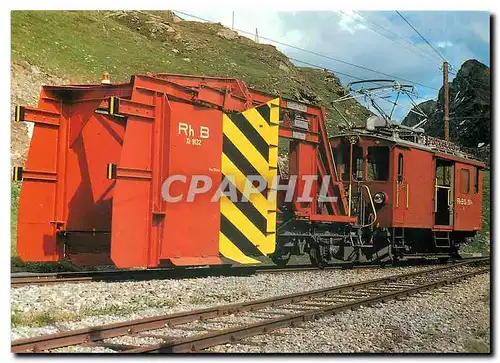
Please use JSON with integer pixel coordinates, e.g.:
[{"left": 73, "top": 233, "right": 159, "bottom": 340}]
[
  {"left": 433, "top": 231, "right": 451, "bottom": 248},
  {"left": 392, "top": 227, "right": 405, "bottom": 249}
]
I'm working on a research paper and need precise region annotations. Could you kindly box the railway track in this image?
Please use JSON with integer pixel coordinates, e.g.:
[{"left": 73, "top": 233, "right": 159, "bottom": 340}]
[
  {"left": 12, "top": 257, "right": 489, "bottom": 353},
  {"left": 11, "top": 263, "right": 362, "bottom": 288},
  {"left": 11, "top": 256, "right": 479, "bottom": 288}
]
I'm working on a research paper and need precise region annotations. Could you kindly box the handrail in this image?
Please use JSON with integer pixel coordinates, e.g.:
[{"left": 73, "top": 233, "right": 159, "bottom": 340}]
[
  {"left": 360, "top": 184, "right": 377, "bottom": 228},
  {"left": 434, "top": 177, "right": 438, "bottom": 212},
  {"left": 348, "top": 139, "right": 354, "bottom": 216},
  {"left": 406, "top": 183, "right": 410, "bottom": 209}
]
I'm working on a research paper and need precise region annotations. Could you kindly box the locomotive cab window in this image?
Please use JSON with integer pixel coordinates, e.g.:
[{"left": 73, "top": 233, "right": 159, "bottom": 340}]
[
  {"left": 460, "top": 168, "right": 470, "bottom": 194},
  {"left": 397, "top": 154, "right": 403, "bottom": 183},
  {"left": 367, "top": 146, "right": 389, "bottom": 181},
  {"left": 334, "top": 144, "right": 347, "bottom": 181},
  {"left": 474, "top": 167, "right": 479, "bottom": 194},
  {"left": 335, "top": 142, "right": 364, "bottom": 181},
  {"left": 436, "top": 164, "right": 452, "bottom": 186}
]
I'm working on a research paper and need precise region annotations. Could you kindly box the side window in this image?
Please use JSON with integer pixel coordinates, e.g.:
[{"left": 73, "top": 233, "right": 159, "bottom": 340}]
[
  {"left": 335, "top": 144, "right": 349, "bottom": 182},
  {"left": 436, "top": 164, "right": 452, "bottom": 186},
  {"left": 397, "top": 154, "right": 403, "bottom": 183},
  {"left": 367, "top": 146, "right": 389, "bottom": 181},
  {"left": 356, "top": 157, "right": 364, "bottom": 180},
  {"left": 474, "top": 167, "right": 479, "bottom": 194},
  {"left": 352, "top": 145, "right": 364, "bottom": 181},
  {"left": 337, "top": 143, "right": 364, "bottom": 181},
  {"left": 460, "top": 168, "right": 470, "bottom": 194}
]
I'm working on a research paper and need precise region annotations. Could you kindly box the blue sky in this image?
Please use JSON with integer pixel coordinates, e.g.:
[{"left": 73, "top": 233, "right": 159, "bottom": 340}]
[{"left": 175, "top": 10, "right": 490, "bottom": 121}]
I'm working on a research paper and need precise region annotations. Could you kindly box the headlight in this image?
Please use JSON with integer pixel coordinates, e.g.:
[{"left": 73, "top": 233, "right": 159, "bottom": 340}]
[{"left": 373, "top": 192, "right": 386, "bottom": 205}]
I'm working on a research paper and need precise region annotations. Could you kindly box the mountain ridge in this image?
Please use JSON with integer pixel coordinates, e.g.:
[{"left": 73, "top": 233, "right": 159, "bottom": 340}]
[{"left": 402, "top": 59, "right": 490, "bottom": 162}]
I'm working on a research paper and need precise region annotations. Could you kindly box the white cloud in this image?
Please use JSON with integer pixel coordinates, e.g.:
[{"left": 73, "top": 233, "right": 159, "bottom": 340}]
[
  {"left": 175, "top": 9, "right": 300, "bottom": 47},
  {"left": 337, "top": 10, "right": 367, "bottom": 34},
  {"left": 174, "top": 10, "right": 489, "bottom": 120},
  {"left": 436, "top": 40, "right": 453, "bottom": 48}
]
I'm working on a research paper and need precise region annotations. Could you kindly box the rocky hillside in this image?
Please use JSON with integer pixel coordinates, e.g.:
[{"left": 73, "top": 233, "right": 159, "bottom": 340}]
[
  {"left": 403, "top": 59, "right": 490, "bottom": 162},
  {"left": 11, "top": 10, "right": 370, "bottom": 166}
]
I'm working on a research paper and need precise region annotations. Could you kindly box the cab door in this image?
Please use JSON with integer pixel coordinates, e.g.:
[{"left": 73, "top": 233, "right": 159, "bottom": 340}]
[
  {"left": 454, "top": 163, "right": 482, "bottom": 231},
  {"left": 433, "top": 159, "right": 454, "bottom": 227},
  {"left": 393, "top": 151, "right": 406, "bottom": 225}
]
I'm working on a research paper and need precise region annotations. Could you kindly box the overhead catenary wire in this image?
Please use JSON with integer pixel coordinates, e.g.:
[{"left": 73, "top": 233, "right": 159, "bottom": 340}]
[
  {"left": 295, "top": 58, "right": 436, "bottom": 123},
  {"left": 233, "top": 27, "right": 441, "bottom": 91},
  {"left": 174, "top": 10, "right": 439, "bottom": 91},
  {"left": 351, "top": 10, "right": 443, "bottom": 63},
  {"left": 174, "top": 9, "right": 439, "bottom": 122},
  {"left": 288, "top": 57, "right": 432, "bottom": 101},
  {"left": 288, "top": 58, "right": 420, "bottom": 122},
  {"left": 394, "top": 11, "right": 449, "bottom": 64},
  {"left": 288, "top": 57, "right": 364, "bottom": 81},
  {"left": 375, "top": 93, "right": 436, "bottom": 118},
  {"left": 340, "top": 10, "right": 441, "bottom": 64}
]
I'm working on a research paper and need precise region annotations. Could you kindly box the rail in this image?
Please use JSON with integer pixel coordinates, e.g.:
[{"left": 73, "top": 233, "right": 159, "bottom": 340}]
[
  {"left": 11, "top": 257, "right": 489, "bottom": 353},
  {"left": 10, "top": 263, "right": 380, "bottom": 288},
  {"left": 12, "top": 256, "right": 484, "bottom": 288}
]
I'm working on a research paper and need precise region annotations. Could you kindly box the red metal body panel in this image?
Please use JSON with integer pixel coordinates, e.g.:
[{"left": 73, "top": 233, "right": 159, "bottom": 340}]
[
  {"left": 159, "top": 104, "right": 224, "bottom": 263},
  {"left": 453, "top": 162, "right": 483, "bottom": 231},
  {"left": 17, "top": 92, "right": 67, "bottom": 262},
  {"left": 329, "top": 134, "right": 485, "bottom": 232},
  {"left": 392, "top": 146, "right": 434, "bottom": 229},
  {"left": 66, "top": 107, "right": 124, "bottom": 232},
  {"left": 290, "top": 141, "right": 317, "bottom": 215},
  {"left": 329, "top": 136, "right": 394, "bottom": 227},
  {"left": 16, "top": 73, "right": 354, "bottom": 268},
  {"left": 435, "top": 152, "right": 485, "bottom": 167}
]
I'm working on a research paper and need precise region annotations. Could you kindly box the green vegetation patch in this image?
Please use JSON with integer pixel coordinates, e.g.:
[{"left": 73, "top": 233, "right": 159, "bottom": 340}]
[
  {"left": 464, "top": 330, "right": 490, "bottom": 354},
  {"left": 11, "top": 298, "right": 176, "bottom": 328}
]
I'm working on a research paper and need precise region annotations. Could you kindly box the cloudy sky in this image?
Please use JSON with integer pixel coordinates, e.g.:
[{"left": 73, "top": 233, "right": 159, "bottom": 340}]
[{"left": 174, "top": 10, "right": 490, "bottom": 121}]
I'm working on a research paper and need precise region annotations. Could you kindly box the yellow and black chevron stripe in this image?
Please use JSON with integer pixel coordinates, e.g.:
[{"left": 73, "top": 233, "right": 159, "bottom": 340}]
[
  {"left": 219, "top": 98, "right": 279, "bottom": 264},
  {"left": 108, "top": 96, "right": 120, "bottom": 116},
  {"left": 12, "top": 166, "right": 23, "bottom": 182},
  {"left": 14, "top": 106, "right": 25, "bottom": 122},
  {"left": 106, "top": 163, "right": 117, "bottom": 180}
]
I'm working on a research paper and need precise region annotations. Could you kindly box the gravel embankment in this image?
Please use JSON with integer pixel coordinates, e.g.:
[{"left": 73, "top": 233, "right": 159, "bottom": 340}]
[
  {"left": 11, "top": 266, "right": 490, "bottom": 353},
  {"left": 207, "top": 273, "right": 490, "bottom": 353},
  {"left": 12, "top": 266, "right": 435, "bottom": 339}
]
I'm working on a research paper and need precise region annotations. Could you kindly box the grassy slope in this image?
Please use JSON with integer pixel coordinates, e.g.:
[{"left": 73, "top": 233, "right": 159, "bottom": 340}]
[
  {"left": 10, "top": 184, "right": 19, "bottom": 256},
  {"left": 11, "top": 10, "right": 369, "bottom": 130}
]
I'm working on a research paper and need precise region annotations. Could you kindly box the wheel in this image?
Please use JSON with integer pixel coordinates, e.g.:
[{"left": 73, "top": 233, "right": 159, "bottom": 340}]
[
  {"left": 309, "top": 246, "right": 326, "bottom": 270},
  {"left": 271, "top": 252, "right": 290, "bottom": 267}
]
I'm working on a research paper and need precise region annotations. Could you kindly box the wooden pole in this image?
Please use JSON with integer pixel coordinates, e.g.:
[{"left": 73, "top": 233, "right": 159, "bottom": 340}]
[{"left": 443, "top": 61, "right": 449, "bottom": 141}]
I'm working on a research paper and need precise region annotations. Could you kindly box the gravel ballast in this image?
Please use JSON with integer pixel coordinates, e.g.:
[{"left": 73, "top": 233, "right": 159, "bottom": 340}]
[
  {"left": 11, "top": 266, "right": 490, "bottom": 353},
  {"left": 207, "top": 273, "right": 490, "bottom": 353}
]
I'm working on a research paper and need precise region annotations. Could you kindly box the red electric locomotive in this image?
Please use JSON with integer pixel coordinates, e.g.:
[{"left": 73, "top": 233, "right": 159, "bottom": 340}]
[
  {"left": 12, "top": 73, "right": 485, "bottom": 268},
  {"left": 272, "top": 116, "right": 485, "bottom": 267}
]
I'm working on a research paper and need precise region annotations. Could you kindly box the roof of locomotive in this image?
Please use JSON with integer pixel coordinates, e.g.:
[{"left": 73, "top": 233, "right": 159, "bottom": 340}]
[{"left": 330, "top": 129, "right": 486, "bottom": 168}]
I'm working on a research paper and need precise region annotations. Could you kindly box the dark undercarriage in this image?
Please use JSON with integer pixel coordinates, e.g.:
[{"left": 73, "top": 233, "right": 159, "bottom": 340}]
[{"left": 270, "top": 219, "right": 475, "bottom": 268}]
